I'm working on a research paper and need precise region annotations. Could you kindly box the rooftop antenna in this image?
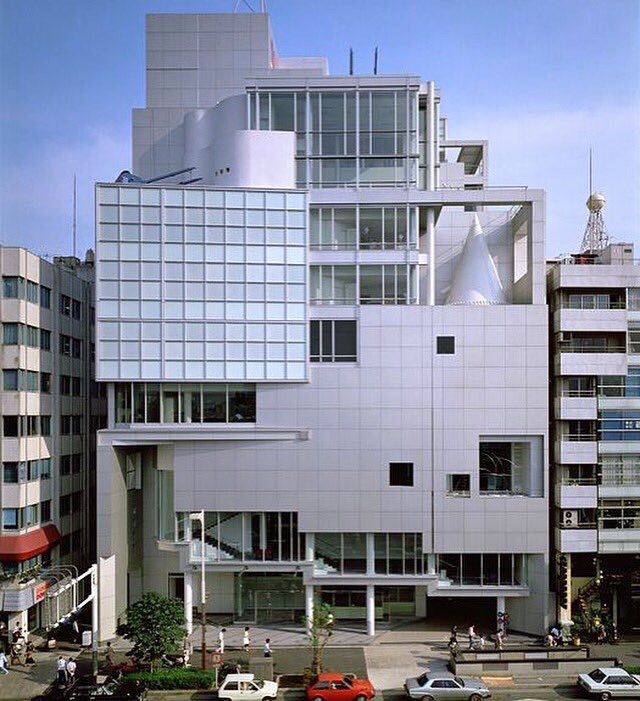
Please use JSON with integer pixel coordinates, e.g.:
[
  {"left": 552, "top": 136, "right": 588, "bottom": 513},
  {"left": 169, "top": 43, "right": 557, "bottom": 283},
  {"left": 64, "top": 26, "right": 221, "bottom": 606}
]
[
  {"left": 72, "top": 173, "right": 77, "bottom": 259},
  {"left": 580, "top": 148, "right": 610, "bottom": 253},
  {"left": 374, "top": 46, "right": 378, "bottom": 75},
  {"left": 349, "top": 47, "right": 354, "bottom": 75}
]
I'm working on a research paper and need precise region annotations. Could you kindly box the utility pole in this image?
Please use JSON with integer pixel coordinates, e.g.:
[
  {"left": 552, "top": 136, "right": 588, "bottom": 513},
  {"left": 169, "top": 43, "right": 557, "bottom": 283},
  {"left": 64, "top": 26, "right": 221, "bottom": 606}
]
[{"left": 190, "top": 511, "right": 207, "bottom": 669}]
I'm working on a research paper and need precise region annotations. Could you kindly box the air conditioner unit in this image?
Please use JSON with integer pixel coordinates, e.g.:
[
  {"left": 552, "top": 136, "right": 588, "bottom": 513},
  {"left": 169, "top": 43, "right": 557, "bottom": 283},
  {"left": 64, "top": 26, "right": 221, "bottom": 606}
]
[{"left": 562, "top": 509, "right": 578, "bottom": 528}]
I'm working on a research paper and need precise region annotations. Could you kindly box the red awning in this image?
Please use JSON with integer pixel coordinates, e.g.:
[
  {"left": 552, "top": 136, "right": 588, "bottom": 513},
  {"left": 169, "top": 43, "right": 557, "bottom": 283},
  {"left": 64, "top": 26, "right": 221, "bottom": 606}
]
[{"left": 0, "top": 525, "right": 61, "bottom": 561}]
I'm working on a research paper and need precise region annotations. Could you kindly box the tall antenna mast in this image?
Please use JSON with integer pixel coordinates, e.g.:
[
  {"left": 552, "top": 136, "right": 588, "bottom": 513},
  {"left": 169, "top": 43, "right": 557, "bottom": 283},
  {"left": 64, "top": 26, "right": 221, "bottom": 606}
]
[
  {"left": 72, "top": 173, "right": 77, "bottom": 258},
  {"left": 374, "top": 46, "right": 378, "bottom": 75},
  {"left": 580, "top": 148, "right": 609, "bottom": 253}
]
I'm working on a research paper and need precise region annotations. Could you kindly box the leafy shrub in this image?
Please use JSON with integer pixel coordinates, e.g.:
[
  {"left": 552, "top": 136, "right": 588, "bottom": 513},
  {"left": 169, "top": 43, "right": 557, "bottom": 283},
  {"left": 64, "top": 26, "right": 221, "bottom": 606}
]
[
  {"left": 625, "top": 665, "right": 640, "bottom": 675},
  {"left": 126, "top": 668, "right": 217, "bottom": 689}
]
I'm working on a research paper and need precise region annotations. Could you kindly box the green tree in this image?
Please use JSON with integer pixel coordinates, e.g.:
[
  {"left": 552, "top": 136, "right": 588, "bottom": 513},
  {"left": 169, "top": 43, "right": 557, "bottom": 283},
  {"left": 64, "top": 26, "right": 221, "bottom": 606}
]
[
  {"left": 122, "top": 592, "right": 185, "bottom": 671},
  {"left": 307, "top": 602, "right": 334, "bottom": 676}
]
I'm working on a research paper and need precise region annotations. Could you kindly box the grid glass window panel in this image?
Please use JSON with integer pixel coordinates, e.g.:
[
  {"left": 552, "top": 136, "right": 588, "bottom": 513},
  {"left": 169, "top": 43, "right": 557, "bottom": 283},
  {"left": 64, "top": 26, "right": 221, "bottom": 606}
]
[{"left": 310, "top": 320, "right": 357, "bottom": 362}]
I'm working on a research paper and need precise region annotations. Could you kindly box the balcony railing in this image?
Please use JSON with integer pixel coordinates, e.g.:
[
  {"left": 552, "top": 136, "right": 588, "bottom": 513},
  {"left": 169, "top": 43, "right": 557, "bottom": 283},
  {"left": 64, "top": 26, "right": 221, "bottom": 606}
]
[
  {"left": 560, "top": 388, "right": 596, "bottom": 397},
  {"left": 560, "top": 433, "right": 597, "bottom": 442},
  {"left": 558, "top": 343, "right": 626, "bottom": 353},
  {"left": 560, "top": 301, "right": 626, "bottom": 310}
]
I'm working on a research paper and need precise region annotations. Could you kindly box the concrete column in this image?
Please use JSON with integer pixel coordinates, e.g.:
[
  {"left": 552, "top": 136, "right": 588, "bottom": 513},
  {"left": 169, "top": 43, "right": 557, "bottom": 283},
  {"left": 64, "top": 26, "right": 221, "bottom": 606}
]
[
  {"left": 497, "top": 595, "right": 506, "bottom": 630},
  {"left": 305, "top": 585, "right": 314, "bottom": 632},
  {"left": 184, "top": 571, "right": 193, "bottom": 634},
  {"left": 366, "top": 585, "right": 375, "bottom": 637},
  {"left": 305, "top": 533, "right": 315, "bottom": 563},
  {"left": 366, "top": 533, "right": 375, "bottom": 575},
  {"left": 426, "top": 553, "right": 436, "bottom": 575},
  {"left": 415, "top": 586, "right": 427, "bottom": 617},
  {"left": 426, "top": 208, "right": 436, "bottom": 305},
  {"left": 426, "top": 81, "right": 435, "bottom": 190}
]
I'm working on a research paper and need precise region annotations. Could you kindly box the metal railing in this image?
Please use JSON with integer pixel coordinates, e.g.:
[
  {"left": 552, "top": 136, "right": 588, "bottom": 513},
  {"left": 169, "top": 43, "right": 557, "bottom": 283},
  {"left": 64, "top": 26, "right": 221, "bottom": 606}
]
[
  {"left": 558, "top": 343, "right": 626, "bottom": 353},
  {"left": 560, "top": 433, "right": 597, "bottom": 442}
]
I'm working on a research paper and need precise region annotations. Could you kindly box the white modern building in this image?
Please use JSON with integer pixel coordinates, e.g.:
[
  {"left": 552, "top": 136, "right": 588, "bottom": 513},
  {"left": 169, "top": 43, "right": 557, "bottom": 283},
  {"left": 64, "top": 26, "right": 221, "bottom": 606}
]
[
  {"left": 0, "top": 247, "right": 103, "bottom": 633},
  {"left": 548, "top": 225, "right": 640, "bottom": 633},
  {"left": 96, "top": 11, "right": 551, "bottom": 639}
]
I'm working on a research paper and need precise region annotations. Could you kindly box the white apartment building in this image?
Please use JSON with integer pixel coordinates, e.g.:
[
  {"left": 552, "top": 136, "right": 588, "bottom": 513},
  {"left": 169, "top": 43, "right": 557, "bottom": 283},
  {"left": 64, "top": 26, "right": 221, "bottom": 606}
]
[
  {"left": 96, "top": 11, "right": 550, "bottom": 639},
  {"left": 0, "top": 247, "right": 102, "bottom": 633},
  {"left": 548, "top": 240, "right": 640, "bottom": 633}
]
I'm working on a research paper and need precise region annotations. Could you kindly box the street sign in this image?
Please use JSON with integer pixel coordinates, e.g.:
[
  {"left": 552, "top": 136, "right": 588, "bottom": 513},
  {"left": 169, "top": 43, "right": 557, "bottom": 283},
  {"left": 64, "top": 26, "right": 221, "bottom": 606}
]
[{"left": 211, "top": 651, "right": 223, "bottom": 667}]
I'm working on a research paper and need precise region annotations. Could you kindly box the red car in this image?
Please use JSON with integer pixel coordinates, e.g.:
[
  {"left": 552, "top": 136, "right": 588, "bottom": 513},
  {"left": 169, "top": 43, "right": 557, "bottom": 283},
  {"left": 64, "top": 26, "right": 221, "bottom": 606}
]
[{"left": 307, "top": 673, "right": 375, "bottom": 701}]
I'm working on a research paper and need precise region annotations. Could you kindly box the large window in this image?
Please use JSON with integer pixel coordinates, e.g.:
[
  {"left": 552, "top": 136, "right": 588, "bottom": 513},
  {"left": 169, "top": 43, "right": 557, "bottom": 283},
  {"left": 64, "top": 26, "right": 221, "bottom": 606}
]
[
  {"left": 182, "top": 511, "right": 304, "bottom": 563},
  {"left": 437, "top": 553, "right": 526, "bottom": 586},
  {"left": 479, "top": 442, "right": 513, "bottom": 493},
  {"left": 310, "top": 266, "right": 357, "bottom": 305},
  {"left": 374, "top": 533, "right": 423, "bottom": 575},
  {"left": 599, "top": 410, "right": 640, "bottom": 441},
  {"left": 115, "top": 383, "right": 256, "bottom": 424},
  {"left": 359, "top": 265, "right": 412, "bottom": 304},
  {"left": 599, "top": 499, "right": 640, "bottom": 530},
  {"left": 599, "top": 368, "right": 640, "bottom": 397},
  {"left": 310, "top": 320, "right": 357, "bottom": 362},
  {"left": 249, "top": 88, "right": 418, "bottom": 188},
  {"left": 315, "top": 533, "right": 367, "bottom": 574}
]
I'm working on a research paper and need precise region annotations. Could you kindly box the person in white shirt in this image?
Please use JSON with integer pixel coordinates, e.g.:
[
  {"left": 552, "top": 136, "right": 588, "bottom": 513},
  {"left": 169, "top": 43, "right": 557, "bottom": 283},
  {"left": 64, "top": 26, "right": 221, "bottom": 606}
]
[
  {"left": 243, "top": 627, "right": 250, "bottom": 652},
  {"left": 56, "top": 656, "right": 67, "bottom": 684},
  {"left": 0, "top": 650, "right": 8, "bottom": 674},
  {"left": 263, "top": 638, "right": 272, "bottom": 658},
  {"left": 218, "top": 628, "right": 226, "bottom": 654},
  {"left": 66, "top": 658, "right": 77, "bottom": 683},
  {"left": 467, "top": 624, "right": 475, "bottom": 649}
]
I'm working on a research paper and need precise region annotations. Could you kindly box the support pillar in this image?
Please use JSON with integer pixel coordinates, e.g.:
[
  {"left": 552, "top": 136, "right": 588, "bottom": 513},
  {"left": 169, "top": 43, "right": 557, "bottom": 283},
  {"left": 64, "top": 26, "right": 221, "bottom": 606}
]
[
  {"left": 497, "top": 595, "right": 506, "bottom": 630},
  {"left": 426, "top": 208, "right": 436, "bottom": 305},
  {"left": 184, "top": 571, "right": 193, "bottom": 635},
  {"left": 306, "top": 534, "right": 315, "bottom": 563},
  {"left": 366, "top": 533, "right": 375, "bottom": 576},
  {"left": 366, "top": 584, "right": 375, "bottom": 637},
  {"left": 426, "top": 553, "right": 436, "bottom": 576},
  {"left": 415, "top": 586, "right": 427, "bottom": 618},
  {"left": 305, "top": 585, "right": 314, "bottom": 633}
]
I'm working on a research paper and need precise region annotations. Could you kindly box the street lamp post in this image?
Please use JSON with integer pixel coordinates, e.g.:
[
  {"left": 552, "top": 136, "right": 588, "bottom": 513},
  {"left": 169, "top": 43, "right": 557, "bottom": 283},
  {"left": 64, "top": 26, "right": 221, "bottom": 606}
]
[{"left": 190, "top": 511, "right": 207, "bottom": 670}]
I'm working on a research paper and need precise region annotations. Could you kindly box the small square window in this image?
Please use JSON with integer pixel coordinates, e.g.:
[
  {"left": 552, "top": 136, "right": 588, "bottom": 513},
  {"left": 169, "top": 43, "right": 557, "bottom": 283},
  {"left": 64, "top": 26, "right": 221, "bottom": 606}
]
[
  {"left": 436, "top": 336, "right": 455, "bottom": 354},
  {"left": 389, "top": 462, "right": 413, "bottom": 486},
  {"left": 447, "top": 473, "right": 471, "bottom": 496}
]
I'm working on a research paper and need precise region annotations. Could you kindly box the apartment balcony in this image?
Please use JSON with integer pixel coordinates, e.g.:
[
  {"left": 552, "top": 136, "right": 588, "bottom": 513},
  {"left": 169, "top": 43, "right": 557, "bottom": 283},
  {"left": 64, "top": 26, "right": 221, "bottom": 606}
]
[
  {"left": 555, "top": 526, "right": 598, "bottom": 553},
  {"left": 599, "top": 529, "right": 640, "bottom": 554},
  {"left": 556, "top": 439, "right": 598, "bottom": 464},
  {"left": 598, "top": 396, "right": 640, "bottom": 412},
  {"left": 555, "top": 484, "right": 598, "bottom": 509},
  {"left": 553, "top": 308, "right": 628, "bottom": 333},
  {"left": 555, "top": 396, "right": 597, "bottom": 420},
  {"left": 555, "top": 351, "right": 627, "bottom": 376}
]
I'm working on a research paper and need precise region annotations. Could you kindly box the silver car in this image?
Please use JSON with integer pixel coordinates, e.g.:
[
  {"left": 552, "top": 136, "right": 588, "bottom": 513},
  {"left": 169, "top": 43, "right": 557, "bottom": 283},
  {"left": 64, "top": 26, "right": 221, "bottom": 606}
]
[
  {"left": 404, "top": 673, "right": 491, "bottom": 701},
  {"left": 577, "top": 667, "right": 640, "bottom": 700}
]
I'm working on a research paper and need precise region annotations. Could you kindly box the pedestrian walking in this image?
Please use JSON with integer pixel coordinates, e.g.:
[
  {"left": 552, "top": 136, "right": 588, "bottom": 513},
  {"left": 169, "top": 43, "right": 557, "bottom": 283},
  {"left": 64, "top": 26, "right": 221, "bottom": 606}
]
[
  {"left": 502, "top": 611, "right": 510, "bottom": 639},
  {"left": 104, "top": 641, "right": 115, "bottom": 670},
  {"left": 448, "top": 625, "right": 458, "bottom": 649},
  {"left": 263, "top": 638, "right": 272, "bottom": 658},
  {"left": 467, "top": 624, "right": 475, "bottom": 649},
  {"left": 66, "top": 657, "right": 77, "bottom": 683},
  {"left": 10, "top": 641, "right": 24, "bottom": 666},
  {"left": 0, "top": 649, "right": 8, "bottom": 674},
  {"left": 218, "top": 627, "right": 226, "bottom": 654},
  {"left": 25, "top": 641, "right": 36, "bottom": 666},
  {"left": 12, "top": 623, "right": 22, "bottom": 644},
  {"left": 56, "top": 655, "right": 67, "bottom": 685},
  {"left": 243, "top": 626, "right": 250, "bottom": 652},
  {"left": 494, "top": 629, "right": 504, "bottom": 650}
]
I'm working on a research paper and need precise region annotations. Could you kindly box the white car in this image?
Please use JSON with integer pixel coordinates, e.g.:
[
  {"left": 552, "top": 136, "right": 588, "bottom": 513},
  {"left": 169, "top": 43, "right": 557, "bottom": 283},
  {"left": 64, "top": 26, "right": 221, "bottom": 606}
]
[
  {"left": 577, "top": 667, "right": 640, "bottom": 700},
  {"left": 218, "top": 673, "right": 279, "bottom": 701}
]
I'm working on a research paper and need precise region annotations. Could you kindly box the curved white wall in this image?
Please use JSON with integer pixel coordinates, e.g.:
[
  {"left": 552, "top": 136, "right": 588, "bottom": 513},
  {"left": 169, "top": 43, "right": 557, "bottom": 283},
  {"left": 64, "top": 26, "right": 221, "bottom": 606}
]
[{"left": 183, "top": 95, "right": 296, "bottom": 189}]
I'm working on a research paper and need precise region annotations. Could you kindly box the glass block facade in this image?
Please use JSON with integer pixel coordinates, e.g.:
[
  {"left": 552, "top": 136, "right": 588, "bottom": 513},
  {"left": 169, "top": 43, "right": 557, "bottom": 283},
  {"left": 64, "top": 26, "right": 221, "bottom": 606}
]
[{"left": 96, "top": 185, "right": 308, "bottom": 382}]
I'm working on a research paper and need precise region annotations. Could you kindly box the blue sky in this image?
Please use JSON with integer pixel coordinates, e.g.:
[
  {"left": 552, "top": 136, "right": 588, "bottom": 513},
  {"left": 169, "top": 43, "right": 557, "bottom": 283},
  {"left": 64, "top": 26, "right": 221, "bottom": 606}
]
[{"left": 1, "top": 0, "right": 638, "bottom": 258}]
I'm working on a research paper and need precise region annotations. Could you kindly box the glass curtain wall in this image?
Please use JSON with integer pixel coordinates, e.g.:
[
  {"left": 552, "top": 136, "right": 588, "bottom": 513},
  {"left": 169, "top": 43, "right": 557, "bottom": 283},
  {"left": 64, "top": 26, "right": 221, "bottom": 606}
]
[
  {"left": 437, "top": 553, "right": 526, "bottom": 586},
  {"left": 310, "top": 265, "right": 417, "bottom": 305},
  {"left": 249, "top": 88, "right": 418, "bottom": 188},
  {"left": 310, "top": 207, "right": 418, "bottom": 250}
]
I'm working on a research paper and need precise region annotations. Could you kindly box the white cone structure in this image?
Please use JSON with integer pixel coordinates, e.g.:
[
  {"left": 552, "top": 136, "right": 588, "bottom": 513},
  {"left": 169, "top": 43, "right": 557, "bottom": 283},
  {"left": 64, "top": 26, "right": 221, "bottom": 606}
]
[{"left": 445, "top": 214, "right": 506, "bottom": 305}]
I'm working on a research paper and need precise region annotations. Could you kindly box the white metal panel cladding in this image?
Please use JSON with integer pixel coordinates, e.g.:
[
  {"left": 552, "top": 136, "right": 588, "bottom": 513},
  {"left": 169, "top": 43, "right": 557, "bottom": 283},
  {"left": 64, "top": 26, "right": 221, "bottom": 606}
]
[{"left": 95, "top": 184, "right": 308, "bottom": 382}]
